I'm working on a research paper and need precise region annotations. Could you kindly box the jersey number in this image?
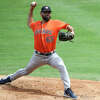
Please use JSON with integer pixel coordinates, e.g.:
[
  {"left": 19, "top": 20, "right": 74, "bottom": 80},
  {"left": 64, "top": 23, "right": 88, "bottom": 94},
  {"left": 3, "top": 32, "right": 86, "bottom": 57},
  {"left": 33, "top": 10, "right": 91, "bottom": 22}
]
[{"left": 46, "top": 36, "right": 54, "bottom": 43}]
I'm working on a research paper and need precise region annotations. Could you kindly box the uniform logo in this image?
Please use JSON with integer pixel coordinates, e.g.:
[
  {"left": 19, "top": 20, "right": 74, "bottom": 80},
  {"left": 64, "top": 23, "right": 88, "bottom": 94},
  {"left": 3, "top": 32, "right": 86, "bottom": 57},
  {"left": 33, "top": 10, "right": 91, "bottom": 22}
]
[
  {"left": 35, "top": 29, "right": 52, "bottom": 35},
  {"left": 35, "top": 29, "right": 54, "bottom": 43}
]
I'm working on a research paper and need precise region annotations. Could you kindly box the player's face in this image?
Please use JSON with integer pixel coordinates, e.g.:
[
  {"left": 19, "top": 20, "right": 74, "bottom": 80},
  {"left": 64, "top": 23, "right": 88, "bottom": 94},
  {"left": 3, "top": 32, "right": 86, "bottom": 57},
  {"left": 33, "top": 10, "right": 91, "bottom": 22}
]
[{"left": 41, "top": 11, "right": 51, "bottom": 22}]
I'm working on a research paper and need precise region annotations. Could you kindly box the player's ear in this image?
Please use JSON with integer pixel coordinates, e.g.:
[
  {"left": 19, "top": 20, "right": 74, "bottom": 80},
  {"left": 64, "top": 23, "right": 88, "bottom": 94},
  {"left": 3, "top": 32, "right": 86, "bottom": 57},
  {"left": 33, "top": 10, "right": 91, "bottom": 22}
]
[{"left": 40, "top": 12, "right": 42, "bottom": 17}]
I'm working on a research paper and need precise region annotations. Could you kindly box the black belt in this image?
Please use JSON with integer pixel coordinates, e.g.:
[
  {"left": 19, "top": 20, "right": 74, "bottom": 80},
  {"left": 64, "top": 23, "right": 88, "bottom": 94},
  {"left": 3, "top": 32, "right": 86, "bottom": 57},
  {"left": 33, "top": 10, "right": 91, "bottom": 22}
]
[{"left": 35, "top": 51, "right": 55, "bottom": 56}]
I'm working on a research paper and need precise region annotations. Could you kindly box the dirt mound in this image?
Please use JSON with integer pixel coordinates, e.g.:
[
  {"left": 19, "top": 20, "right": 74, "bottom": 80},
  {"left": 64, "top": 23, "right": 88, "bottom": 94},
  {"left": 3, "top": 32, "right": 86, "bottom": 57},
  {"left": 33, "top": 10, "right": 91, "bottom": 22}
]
[{"left": 0, "top": 75, "right": 100, "bottom": 100}]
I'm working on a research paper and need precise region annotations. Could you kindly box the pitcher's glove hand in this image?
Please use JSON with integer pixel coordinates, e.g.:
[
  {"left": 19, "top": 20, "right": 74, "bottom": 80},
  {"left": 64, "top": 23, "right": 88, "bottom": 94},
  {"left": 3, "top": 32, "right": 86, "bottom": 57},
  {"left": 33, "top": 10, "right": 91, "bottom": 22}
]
[{"left": 59, "top": 31, "right": 74, "bottom": 41}]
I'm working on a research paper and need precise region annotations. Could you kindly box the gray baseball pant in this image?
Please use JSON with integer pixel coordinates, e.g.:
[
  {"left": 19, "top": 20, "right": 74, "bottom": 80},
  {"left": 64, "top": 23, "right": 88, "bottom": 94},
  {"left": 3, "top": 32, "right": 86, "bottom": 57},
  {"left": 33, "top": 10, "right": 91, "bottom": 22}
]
[{"left": 9, "top": 52, "right": 70, "bottom": 89}]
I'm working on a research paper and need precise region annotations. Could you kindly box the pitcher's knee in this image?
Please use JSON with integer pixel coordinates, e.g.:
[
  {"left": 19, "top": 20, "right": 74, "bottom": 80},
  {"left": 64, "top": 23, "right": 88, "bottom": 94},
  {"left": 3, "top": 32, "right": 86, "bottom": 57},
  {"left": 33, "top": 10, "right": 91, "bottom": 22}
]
[
  {"left": 18, "top": 68, "right": 30, "bottom": 76},
  {"left": 57, "top": 65, "right": 67, "bottom": 72},
  {"left": 24, "top": 68, "right": 33, "bottom": 75}
]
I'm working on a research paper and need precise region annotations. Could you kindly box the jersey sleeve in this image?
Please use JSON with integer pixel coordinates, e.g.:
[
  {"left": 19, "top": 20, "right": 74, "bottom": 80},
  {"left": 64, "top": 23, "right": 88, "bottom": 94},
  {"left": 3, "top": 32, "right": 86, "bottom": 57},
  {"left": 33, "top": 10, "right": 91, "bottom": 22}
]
[
  {"left": 30, "top": 22, "right": 35, "bottom": 30},
  {"left": 54, "top": 20, "right": 69, "bottom": 31}
]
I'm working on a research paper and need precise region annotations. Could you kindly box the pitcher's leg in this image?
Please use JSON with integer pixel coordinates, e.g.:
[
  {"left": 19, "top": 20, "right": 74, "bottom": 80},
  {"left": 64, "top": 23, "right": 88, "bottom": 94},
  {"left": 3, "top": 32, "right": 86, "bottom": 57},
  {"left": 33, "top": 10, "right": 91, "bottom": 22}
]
[
  {"left": 48, "top": 53, "right": 70, "bottom": 89},
  {"left": 9, "top": 54, "right": 44, "bottom": 81}
]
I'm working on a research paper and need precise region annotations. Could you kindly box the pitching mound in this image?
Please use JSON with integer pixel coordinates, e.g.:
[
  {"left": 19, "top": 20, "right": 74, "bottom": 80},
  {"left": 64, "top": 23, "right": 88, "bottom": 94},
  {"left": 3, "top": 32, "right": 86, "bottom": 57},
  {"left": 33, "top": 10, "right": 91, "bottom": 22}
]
[{"left": 0, "top": 75, "right": 100, "bottom": 100}]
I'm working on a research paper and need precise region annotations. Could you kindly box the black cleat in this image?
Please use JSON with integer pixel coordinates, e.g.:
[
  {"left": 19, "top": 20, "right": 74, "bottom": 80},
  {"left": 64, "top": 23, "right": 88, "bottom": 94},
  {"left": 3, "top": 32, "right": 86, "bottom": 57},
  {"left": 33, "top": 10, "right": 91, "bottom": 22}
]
[
  {"left": 64, "top": 88, "right": 77, "bottom": 99},
  {"left": 0, "top": 76, "right": 11, "bottom": 84}
]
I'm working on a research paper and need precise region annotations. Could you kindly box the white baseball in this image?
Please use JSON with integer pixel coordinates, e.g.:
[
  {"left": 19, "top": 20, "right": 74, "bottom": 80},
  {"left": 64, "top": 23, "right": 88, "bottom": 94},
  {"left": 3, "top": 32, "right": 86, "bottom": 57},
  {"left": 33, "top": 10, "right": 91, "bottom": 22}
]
[{"left": 31, "top": 2, "right": 36, "bottom": 6}]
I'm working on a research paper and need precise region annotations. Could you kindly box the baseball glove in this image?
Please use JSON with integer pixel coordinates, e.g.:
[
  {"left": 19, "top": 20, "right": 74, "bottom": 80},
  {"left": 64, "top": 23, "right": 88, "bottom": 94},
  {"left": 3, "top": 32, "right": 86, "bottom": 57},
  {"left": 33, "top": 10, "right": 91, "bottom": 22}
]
[{"left": 59, "top": 31, "right": 74, "bottom": 41}]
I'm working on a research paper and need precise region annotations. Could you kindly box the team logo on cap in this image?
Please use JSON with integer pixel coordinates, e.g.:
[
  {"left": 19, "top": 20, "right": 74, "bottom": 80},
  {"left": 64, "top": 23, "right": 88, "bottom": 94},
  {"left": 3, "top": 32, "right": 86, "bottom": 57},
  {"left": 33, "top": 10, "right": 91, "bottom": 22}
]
[{"left": 45, "top": 6, "right": 48, "bottom": 9}]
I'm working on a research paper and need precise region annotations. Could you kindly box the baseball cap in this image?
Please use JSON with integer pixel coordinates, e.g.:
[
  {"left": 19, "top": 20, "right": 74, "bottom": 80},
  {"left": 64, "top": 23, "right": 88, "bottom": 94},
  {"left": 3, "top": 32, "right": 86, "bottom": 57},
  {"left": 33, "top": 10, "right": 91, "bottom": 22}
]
[{"left": 41, "top": 6, "right": 51, "bottom": 13}]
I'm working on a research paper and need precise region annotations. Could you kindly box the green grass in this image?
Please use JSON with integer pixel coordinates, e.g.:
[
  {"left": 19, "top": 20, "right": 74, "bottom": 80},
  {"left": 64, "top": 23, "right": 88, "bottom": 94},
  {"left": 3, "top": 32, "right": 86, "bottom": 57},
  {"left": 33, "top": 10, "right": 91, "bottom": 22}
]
[{"left": 0, "top": 0, "right": 100, "bottom": 81}]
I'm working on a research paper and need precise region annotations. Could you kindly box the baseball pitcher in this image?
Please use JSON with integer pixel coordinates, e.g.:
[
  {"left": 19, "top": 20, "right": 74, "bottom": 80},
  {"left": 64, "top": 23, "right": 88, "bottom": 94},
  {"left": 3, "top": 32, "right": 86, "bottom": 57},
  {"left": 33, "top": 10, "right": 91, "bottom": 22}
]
[{"left": 0, "top": 2, "right": 77, "bottom": 99}]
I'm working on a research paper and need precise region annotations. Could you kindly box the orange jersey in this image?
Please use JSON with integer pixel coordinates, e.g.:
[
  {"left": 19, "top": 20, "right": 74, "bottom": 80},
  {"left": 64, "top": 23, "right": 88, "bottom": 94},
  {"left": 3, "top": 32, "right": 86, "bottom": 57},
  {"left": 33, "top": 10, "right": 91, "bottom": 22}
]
[{"left": 30, "top": 20, "right": 69, "bottom": 53}]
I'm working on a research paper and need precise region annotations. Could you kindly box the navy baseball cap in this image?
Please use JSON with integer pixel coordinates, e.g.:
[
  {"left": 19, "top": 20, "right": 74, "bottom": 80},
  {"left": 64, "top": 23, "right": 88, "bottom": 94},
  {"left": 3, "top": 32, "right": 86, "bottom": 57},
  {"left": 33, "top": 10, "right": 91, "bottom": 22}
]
[{"left": 41, "top": 6, "right": 51, "bottom": 13}]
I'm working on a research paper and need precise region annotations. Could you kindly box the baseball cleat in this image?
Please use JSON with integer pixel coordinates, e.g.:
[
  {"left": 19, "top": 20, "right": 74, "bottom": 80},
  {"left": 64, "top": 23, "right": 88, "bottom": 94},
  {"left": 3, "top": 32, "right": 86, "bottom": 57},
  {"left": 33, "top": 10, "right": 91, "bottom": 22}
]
[
  {"left": 0, "top": 76, "right": 11, "bottom": 84},
  {"left": 64, "top": 88, "right": 77, "bottom": 99}
]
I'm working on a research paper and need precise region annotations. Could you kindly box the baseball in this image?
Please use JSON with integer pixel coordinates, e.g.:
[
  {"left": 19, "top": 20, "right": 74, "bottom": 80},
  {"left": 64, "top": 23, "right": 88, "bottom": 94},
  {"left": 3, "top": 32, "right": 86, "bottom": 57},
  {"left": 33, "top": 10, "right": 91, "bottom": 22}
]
[{"left": 31, "top": 2, "right": 36, "bottom": 6}]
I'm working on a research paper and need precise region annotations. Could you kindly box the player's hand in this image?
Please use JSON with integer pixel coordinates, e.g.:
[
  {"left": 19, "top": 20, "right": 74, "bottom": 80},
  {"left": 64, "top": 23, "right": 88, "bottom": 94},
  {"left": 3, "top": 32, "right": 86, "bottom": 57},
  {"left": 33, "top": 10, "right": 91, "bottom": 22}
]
[{"left": 66, "top": 25, "right": 74, "bottom": 35}]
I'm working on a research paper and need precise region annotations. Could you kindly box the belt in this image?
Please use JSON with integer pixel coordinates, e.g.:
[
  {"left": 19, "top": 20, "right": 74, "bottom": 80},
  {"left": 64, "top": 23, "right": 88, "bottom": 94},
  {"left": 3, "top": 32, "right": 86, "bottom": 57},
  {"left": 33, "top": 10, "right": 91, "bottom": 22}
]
[{"left": 35, "top": 50, "right": 55, "bottom": 56}]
